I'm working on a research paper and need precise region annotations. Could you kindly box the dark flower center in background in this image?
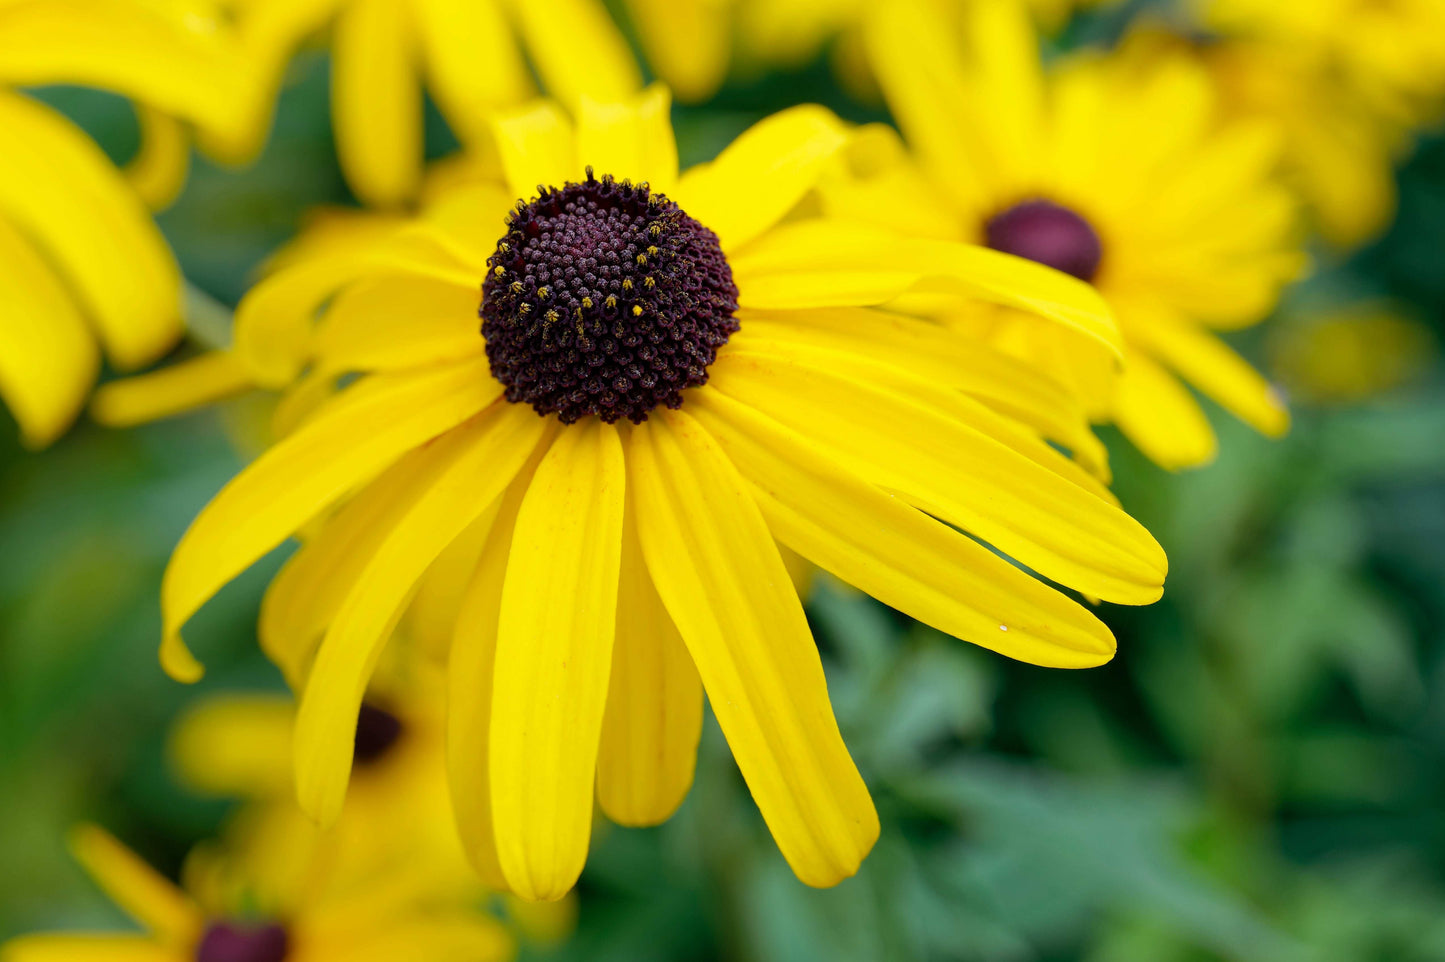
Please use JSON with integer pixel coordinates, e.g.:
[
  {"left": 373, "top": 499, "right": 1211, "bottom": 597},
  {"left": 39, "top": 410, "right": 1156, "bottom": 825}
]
[
  {"left": 481, "top": 169, "right": 740, "bottom": 424},
  {"left": 352, "top": 702, "right": 404, "bottom": 766},
  {"left": 985, "top": 199, "right": 1103, "bottom": 283},
  {"left": 196, "top": 922, "right": 289, "bottom": 962}
]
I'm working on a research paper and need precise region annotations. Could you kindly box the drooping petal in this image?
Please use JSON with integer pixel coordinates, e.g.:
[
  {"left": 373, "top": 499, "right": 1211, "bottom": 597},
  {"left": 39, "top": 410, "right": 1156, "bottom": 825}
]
[
  {"left": 576, "top": 86, "right": 679, "bottom": 194},
  {"left": 414, "top": 0, "right": 533, "bottom": 147},
  {"left": 692, "top": 388, "right": 1116, "bottom": 667},
  {"left": 491, "top": 101, "right": 579, "bottom": 203},
  {"left": 0, "top": 91, "right": 181, "bottom": 370},
  {"left": 511, "top": 0, "right": 641, "bottom": 109},
  {"left": 629, "top": 409, "right": 878, "bottom": 888},
  {"left": 625, "top": 0, "right": 732, "bottom": 103},
  {"left": 730, "top": 221, "right": 1121, "bottom": 358},
  {"left": 169, "top": 694, "right": 294, "bottom": 798},
  {"left": 709, "top": 350, "right": 1166, "bottom": 604},
  {"left": 161, "top": 358, "right": 500, "bottom": 682},
  {"left": 293, "top": 403, "right": 549, "bottom": 824},
  {"left": 672, "top": 105, "right": 847, "bottom": 252},
  {"left": 90, "top": 351, "right": 253, "bottom": 428},
  {"left": 596, "top": 504, "right": 703, "bottom": 826},
  {"left": 490, "top": 420, "right": 627, "bottom": 902},
  {"left": 0, "top": 219, "right": 99, "bottom": 448},
  {"left": 68, "top": 826, "right": 200, "bottom": 946},
  {"left": 331, "top": 0, "right": 423, "bottom": 207},
  {"left": 1111, "top": 351, "right": 1219, "bottom": 471},
  {"left": 126, "top": 105, "right": 190, "bottom": 211}
]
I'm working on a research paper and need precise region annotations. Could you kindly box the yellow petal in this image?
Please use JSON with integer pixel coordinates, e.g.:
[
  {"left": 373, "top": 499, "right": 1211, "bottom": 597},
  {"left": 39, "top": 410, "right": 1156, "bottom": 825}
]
[
  {"left": 709, "top": 349, "right": 1166, "bottom": 604},
  {"left": 68, "top": 826, "right": 200, "bottom": 946},
  {"left": 1112, "top": 350, "right": 1219, "bottom": 471},
  {"left": 90, "top": 352, "right": 253, "bottom": 428},
  {"left": 731, "top": 221, "right": 1121, "bottom": 358},
  {"left": 491, "top": 420, "right": 627, "bottom": 901},
  {"left": 234, "top": 226, "right": 478, "bottom": 387},
  {"left": 161, "top": 358, "right": 500, "bottom": 683},
  {"left": 168, "top": 694, "right": 294, "bottom": 798},
  {"left": 673, "top": 105, "right": 847, "bottom": 252},
  {"left": 316, "top": 915, "right": 513, "bottom": 962},
  {"left": 0, "top": 934, "right": 176, "bottom": 962},
  {"left": 625, "top": 0, "right": 731, "bottom": 103},
  {"left": 596, "top": 505, "right": 703, "bottom": 826},
  {"left": 491, "top": 101, "right": 579, "bottom": 203},
  {"left": 414, "top": 0, "right": 534, "bottom": 146},
  {"left": 576, "top": 85, "right": 679, "bottom": 194},
  {"left": 331, "top": 0, "right": 423, "bottom": 208},
  {"left": 294, "top": 402, "right": 549, "bottom": 824},
  {"left": 448, "top": 451, "right": 550, "bottom": 891},
  {"left": 0, "top": 91, "right": 181, "bottom": 370},
  {"left": 629, "top": 409, "right": 878, "bottom": 888},
  {"left": 314, "top": 273, "right": 484, "bottom": 374},
  {"left": 511, "top": 0, "right": 641, "bottom": 109},
  {"left": 126, "top": 105, "right": 190, "bottom": 211},
  {"left": 0, "top": 218, "right": 99, "bottom": 448},
  {"left": 692, "top": 388, "right": 1116, "bottom": 667}
]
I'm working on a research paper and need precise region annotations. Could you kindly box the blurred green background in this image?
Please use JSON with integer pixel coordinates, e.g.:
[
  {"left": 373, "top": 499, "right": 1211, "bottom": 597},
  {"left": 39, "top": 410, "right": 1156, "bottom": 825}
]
[{"left": 3, "top": 7, "right": 1444, "bottom": 961}]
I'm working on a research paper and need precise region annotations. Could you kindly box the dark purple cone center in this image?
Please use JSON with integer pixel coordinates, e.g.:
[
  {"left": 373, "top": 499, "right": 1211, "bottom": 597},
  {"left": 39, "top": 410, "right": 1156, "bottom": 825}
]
[
  {"left": 985, "top": 199, "right": 1103, "bottom": 282},
  {"left": 353, "top": 702, "right": 404, "bottom": 766},
  {"left": 481, "top": 169, "right": 740, "bottom": 424},
  {"left": 195, "top": 922, "right": 289, "bottom": 962}
]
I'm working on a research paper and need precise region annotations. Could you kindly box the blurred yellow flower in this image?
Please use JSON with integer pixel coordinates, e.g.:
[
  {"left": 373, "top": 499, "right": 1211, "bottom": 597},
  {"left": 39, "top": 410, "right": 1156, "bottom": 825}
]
[
  {"left": 1269, "top": 305, "right": 1436, "bottom": 405},
  {"left": 849, "top": 0, "right": 1306, "bottom": 469},
  {"left": 0, "top": 824, "right": 512, "bottom": 962},
  {"left": 153, "top": 88, "right": 1165, "bottom": 899},
  {"left": 179, "top": 0, "right": 641, "bottom": 208},
  {"left": 0, "top": 0, "right": 238, "bottom": 447}
]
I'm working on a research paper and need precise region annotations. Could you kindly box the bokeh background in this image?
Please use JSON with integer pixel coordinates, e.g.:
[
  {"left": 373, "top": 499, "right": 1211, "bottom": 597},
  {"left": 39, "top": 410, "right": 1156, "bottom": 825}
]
[{"left": 3, "top": 3, "right": 1444, "bottom": 960}]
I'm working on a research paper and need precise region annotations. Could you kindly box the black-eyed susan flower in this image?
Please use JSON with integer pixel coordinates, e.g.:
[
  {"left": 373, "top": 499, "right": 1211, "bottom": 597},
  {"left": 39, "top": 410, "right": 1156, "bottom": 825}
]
[
  {"left": 187, "top": 0, "right": 641, "bottom": 208},
  {"left": 155, "top": 87, "right": 1166, "bottom": 899},
  {"left": 852, "top": 0, "right": 1306, "bottom": 470},
  {"left": 0, "top": 823, "right": 512, "bottom": 962},
  {"left": 0, "top": 0, "right": 238, "bottom": 447}
]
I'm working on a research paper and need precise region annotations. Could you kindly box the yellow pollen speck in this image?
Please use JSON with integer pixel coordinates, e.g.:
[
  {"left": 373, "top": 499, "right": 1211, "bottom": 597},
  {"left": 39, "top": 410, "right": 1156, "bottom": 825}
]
[
  {"left": 605, "top": 295, "right": 618, "bottom": 309},
  {"left": 582, "top": 296, "right": 594, "bottom": 308},
  {"left": 643, "top": 276, "right": 655, "bottom": 289},
  {"left": 635, "top": 254, "right": 647, "bottom": 266},
  {"left": 509, "top": 281, "right": 523, "bottom": 294},
  {"left": 499, "top": 242, "right": 510, "bottom": 253},
  {"left": 648, "top": 224, "right": 662, "bottom": 238},
  {"left": 519, "top": 303, "right": 531, "bottom": 315},
  {"left": 545, "top": 309, "right": 559, "bottom": 322},
  {"left": 647, "top": 245, "right": 659, "bottom": 256},
  {"left": 537, "top": 286, "right": 549, "bottom": 299},
  {"left": 631, "top": 305, "right": 643, "bottom": 316},
  {"left": 493, "top": 266, "right": 505, "bottom": 276},
  {"left": 622, "top": 278, "right": 633, "bottom": 291}
]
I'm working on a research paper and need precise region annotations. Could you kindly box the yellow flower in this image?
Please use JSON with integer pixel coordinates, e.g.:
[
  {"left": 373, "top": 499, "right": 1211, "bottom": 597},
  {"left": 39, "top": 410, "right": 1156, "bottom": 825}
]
[
  {"left": 1268, "top": 304, "right": 1436, "bottom": 405},
  {"left": 185, "top": 0, "right": 641, "bottom": 208},
  {"left": 850, "top": 0, "right": 1304, "bottom": 470},
  {"left": 0, "top": 824, "right": 512, "bottom": 962},
  {"left": 155, "top": 87, "right": 1166, "bottom": 899},
  {"left": 0, "top": 0, "right": 238, "bottom": 447}
]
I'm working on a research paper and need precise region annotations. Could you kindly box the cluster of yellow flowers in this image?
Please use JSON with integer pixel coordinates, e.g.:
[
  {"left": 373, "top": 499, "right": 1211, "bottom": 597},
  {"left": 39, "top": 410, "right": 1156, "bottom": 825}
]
[{"left": 2, "top": 0, "right": 1441, "bottom": 957}]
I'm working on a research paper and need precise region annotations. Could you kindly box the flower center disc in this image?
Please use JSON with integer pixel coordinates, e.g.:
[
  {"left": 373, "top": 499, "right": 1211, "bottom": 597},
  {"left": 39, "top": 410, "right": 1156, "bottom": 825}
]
[
  {"left": 196, "top": 922, "right": 289, "bottom": 962},
  {"left": 481, "top": 169, "right": 740, "bottom": 424},
  {"left": 352, "top": 703, "right": 404, "bottom": 766},
  {"left": 985, "top": 199, "right": 1103, "bottom": 282}
]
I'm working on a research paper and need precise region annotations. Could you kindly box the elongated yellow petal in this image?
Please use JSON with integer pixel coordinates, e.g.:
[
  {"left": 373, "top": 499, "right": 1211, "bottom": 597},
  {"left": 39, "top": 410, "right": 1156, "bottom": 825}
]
[
  {"left": 448, "top": 450, "right": 551, "bottom": 891},
  {"left": 90, "top": 352, "right": 253, "bottom": 428},
  {"left": 0, "top": 934, "right": 176, "bottom": 962},
  {"left": 0, "top": 91, "right": 181, "bottom": 370},
  {"left": 491, "top": 420, "right": 627, "bottom": 901},
  {"left": 492, "top": 101, "right": 578, "bottom": 203},
  {"left": 318, "top": 916, "right": 513, "bottom": 962},
  {"left": 673, "top": 106, "right": 847, "bottom": 252},
  {"left": 576, "top": 86, "right": 679, "bottom": 194},
  {"left": 314, "top": 274, "right": 484, "bottom": 374},
  {"left": 126, "top": 105, "right": 190, "bottom": 211},
  {"left": 596, "top": 505, "right": 703, "bottom": 826},
  {"left": 710, "top": 350, "right": 1166, "bottom": 604},
  {"left": 629, "top": 409, "right": 878, "bottom": 888},
  {"left": 733, "top": 309, "right": 1110, "bottom": 480},
  {"left": 692, "top": 389, "right": 1116, "bottom": 667},
  {"left": 169, "top": 694, "right": 294, "bottom": 798},
  {"left": 0, "top": 0, "right": 241, "bottom": 125},
  {"left": 626, "top": 0, "right": 732, "bottom": 103},
  {"left": 294, "top": 403, "right": 548, "bottom": 824},
  {"left": 161, "top": 358, "right": 500, "bottom": 682},
  {"left": 234, "top": 226, "right": 479, "bottom": 386},
  {"left": 731, "top": 222, "right": 1120, "bottom": 357},
  {"left": 0, "top": 219, "right": 98, "bottom": 448},
  {"left": 415, "top": 0, "right": 533, "bottom": 146},
  {"left": 68, "top": 826, "right": 200, "bottom": 946},
  {"left": 332, "top": 0, "right": 423, "bottom": 207},
  {"left": 512, "top": 0, "right": 641, "bottom": 109},
  {"left": 1112, "top": 351, "right": 1218, "bottom": 471}
]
